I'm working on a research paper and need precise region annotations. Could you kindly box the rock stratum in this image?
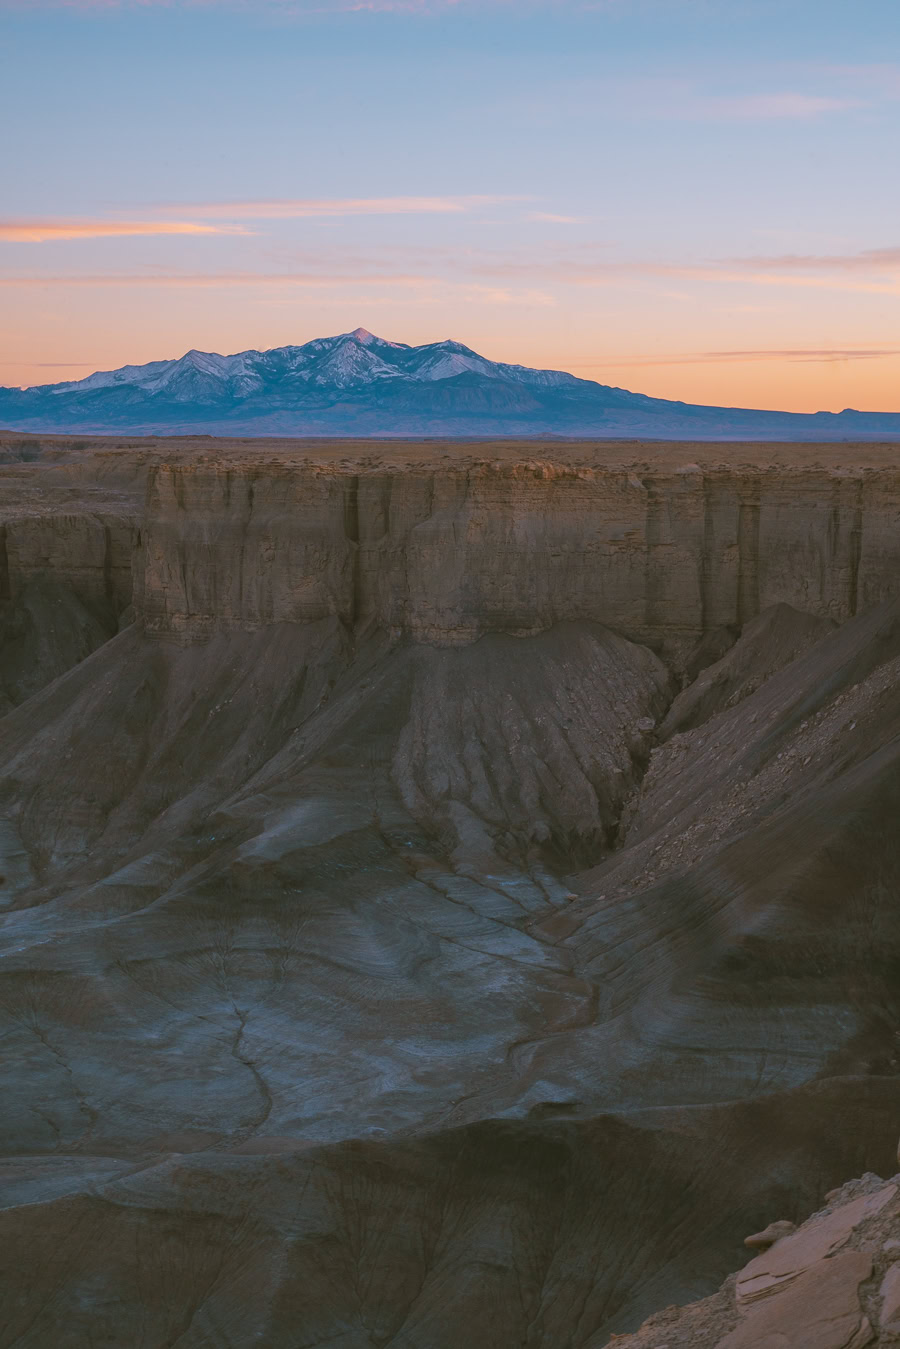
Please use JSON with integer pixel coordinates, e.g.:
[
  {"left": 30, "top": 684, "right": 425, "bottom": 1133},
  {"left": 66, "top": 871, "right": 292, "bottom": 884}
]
[
  {"left": 617, "top": 1164, "right": 900, "bottom": 1346},
  {"left": 2, "top": 433, "right": 900, "bottom": 1347}
]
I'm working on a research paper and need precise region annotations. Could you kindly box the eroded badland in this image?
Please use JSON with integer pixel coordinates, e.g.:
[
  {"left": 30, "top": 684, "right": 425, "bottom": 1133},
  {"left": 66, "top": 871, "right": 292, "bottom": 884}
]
[{"left": 3, "top": 433, "right": 900, "bottom": 1346}]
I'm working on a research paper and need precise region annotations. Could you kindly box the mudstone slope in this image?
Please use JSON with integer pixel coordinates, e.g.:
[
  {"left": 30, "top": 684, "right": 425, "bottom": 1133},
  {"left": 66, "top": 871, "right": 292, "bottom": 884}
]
[{"left": 1, "top": 435, "right": 900, "bottom": 1347}]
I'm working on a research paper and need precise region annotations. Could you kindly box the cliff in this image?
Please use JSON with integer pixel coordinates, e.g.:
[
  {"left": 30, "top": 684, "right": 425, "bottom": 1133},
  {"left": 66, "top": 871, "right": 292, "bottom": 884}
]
[
  {"left": 0, "top": 510, "right": 135, "bottom": 710},
  {"left": 5, "top": 446, "right": 900, "bottom": 685},
  {"left": 136, "top": 459, "right": 900, "bottom": 657}
]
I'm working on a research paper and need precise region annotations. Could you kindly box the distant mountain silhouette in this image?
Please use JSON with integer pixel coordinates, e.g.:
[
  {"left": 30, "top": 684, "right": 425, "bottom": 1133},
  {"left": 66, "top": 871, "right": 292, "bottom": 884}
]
[{"left": 3, "top": 327, "right": 899, "bottom": 438}]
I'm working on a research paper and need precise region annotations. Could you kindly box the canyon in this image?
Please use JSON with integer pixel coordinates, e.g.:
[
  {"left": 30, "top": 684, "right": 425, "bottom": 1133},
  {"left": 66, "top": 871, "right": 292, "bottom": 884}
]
[{"left": 2, "top": 431, "right": 900, "bottom": 1347}]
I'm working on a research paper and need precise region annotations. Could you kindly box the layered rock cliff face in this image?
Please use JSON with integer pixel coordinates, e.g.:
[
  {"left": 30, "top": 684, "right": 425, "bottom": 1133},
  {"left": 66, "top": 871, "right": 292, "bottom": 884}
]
[
  {"left": 0, "top": 511, "right": 134, "bottom": 710},
  {"left": 135, "top": 461, "right": 900, "bottom": 655},
  {"left": 4, "top": 447, "right": 900, "bottom": 667},
  {"left": 1, "top": 511, "right": 133, "bottom": 616}
]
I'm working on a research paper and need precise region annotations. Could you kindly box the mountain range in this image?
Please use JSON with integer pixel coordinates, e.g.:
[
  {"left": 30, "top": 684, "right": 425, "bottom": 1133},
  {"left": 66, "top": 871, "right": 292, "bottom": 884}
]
[{"left": 3, "top": 326, "right": 899, "bottom": 439}]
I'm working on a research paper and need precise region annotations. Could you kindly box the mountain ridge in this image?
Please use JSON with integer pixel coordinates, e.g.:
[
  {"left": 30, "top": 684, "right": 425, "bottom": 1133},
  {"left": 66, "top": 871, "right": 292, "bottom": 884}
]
[{"left": 3, "top": 326, "right": 899, "bottom": 439}]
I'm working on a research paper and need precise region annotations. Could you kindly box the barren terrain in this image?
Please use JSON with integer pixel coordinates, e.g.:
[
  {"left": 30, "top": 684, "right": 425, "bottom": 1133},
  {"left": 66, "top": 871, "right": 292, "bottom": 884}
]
[{"left": 2, "top": 434, "right": 900, "bottom": 1347}]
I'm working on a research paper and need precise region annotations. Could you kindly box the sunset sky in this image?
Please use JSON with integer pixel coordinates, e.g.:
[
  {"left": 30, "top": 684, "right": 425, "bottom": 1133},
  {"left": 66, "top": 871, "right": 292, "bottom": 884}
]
[{"left": 2, "top": 0, "right": 899, "bottom": 411}]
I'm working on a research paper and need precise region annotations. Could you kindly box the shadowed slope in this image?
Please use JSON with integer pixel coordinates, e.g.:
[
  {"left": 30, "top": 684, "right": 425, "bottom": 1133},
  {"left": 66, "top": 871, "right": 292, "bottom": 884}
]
[
  {"left": 661, "top": 602, "right": 836, "bottom": 737},
  {"left": 1, "top": 1082, "right": 899, "bottom": 1348},
  {"left": 2, "top": 593, "right": 900, "bottom": 1344},
  {"left": 0, "top": 578, "right": 116, "bottom": 715},
  {"left": 0, "top": 620, "right": 669, "bottom": 1159}
]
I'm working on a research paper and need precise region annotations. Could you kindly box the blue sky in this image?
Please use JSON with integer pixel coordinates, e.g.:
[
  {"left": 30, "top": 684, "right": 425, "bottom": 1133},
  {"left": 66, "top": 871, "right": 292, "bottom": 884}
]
[{"left": 2, "top": 0, "right": 899, "bottom": 409}]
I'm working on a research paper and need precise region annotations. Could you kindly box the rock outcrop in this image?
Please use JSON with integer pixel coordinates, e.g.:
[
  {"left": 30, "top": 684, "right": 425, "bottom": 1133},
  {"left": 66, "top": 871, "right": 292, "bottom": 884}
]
[
  {"left": 616, "top": 1170, "right": 900, "bottom": 1347},
  {"left": 3, "top": 438, "right": 900, "bottom": 675},
  {"left": 0, "top": 511, "right": 134, "bottom": 710},
  {"left": 135, "top": 460, "right": 900, "bottom": 654}
]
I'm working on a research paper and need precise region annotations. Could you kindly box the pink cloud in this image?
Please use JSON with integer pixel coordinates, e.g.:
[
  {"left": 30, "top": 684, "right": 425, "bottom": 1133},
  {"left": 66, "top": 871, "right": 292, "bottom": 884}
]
[
  {"left": 0, "top": 270, "right": 431, "bottom": 286},
  {"left": 727, "top": 246, "right": 900, "bottom": 272},
  {"left": 526, "top": 212, "right": 587, "bottom": 225},
  {"left": 0, "top": 219, "right": 249, "bottom": 242},
  {"left": 578, "top": 348, "right": 900, "bottom": 368},
  {"left": 457, "top": 243, "right": 900, "bottom": 295},
  {"left": 152, "top": 195, "right": 527, "bottom": 219},
  {"left": 0, "top": 270, "right": 555, "bottom": 307},
  {"left": 703, "top": 92, "right": 857, "bottom": 119}
]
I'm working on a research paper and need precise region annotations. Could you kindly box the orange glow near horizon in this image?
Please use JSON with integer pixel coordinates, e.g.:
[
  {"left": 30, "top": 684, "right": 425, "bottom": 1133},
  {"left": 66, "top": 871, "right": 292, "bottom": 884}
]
[
  {"left": 3, "top": 275, "right": 900, "bottom": 412},
  {"left": 572, "top": 354, "right": 900, "bottom": 414}
]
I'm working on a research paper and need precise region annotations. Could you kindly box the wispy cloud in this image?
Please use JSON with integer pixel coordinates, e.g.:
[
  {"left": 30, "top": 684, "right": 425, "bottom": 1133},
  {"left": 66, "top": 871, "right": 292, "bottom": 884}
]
[
  {"left": 727, "top": 246, "right": 900, "bottom": 273},
  {"left": 0, "top": 270, "right": 429, "bottom": 286},
  {"left": 526, "top": 211, "right": 586, "bottom": 225},
  {"left": 0, "top": 196, "right": 527, "bottom": 244},
  {"left": 4, "top": 241, "right": 900, "bottom": 300},
  {"left": 457, "top": 241, "right": 900, "bottom": 295},
  {"left": 0, "top": 269, "right": 555, "bottom": 305},
  {"left": 583, "top": 348, "right": 900, "bottom": 367},
  {"left": 152, "top": 194, "right": 527, "bottom": 219},
  {"left": 0, "top": 219, "right": 248, "bottom": 242},
  {"left": 699, "top": 92, "right": 857, "bottom": 120},
  {"left": 519, "top": 73, "right": 867, "bottom": 126},
  {"left": 817, "top": 62, "right": 900, "bottom": 96}
]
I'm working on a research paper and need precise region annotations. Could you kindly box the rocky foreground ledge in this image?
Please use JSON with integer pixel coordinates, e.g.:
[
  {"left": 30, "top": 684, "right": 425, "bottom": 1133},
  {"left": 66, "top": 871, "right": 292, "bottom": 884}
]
[{"left": 616, "top": 1155, "right": 900, "bottom": 1347}]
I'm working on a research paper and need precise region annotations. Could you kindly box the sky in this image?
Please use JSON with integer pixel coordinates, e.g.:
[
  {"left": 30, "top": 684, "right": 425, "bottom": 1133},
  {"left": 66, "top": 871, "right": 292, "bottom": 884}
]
[{"left": 2, "top": 0, "right": 899, "bottom": 411}]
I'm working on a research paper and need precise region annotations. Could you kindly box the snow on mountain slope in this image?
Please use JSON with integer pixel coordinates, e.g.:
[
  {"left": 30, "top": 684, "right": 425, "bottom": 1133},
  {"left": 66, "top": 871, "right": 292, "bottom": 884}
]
[
  {"left": 28, "top": 328, "right": 584, "bottom": 398},
  {"left": 4, "top": 327, "right": 900, "bottom": 439}
]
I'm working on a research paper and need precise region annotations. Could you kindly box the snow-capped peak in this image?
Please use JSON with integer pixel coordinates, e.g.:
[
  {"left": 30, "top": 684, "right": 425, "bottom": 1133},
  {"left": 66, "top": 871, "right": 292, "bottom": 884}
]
[
  {"left": 340, "top": 327, "right": 410, "bottom": 352},
  {"left": 24, "top": 329, "right": 586, "bottom": 399}
]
